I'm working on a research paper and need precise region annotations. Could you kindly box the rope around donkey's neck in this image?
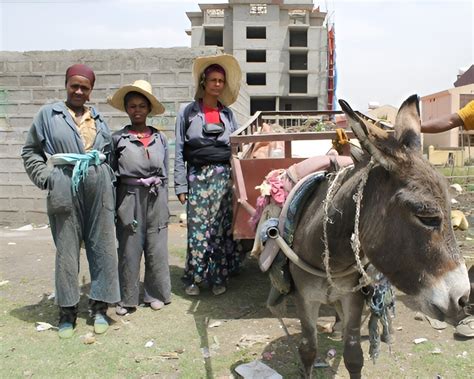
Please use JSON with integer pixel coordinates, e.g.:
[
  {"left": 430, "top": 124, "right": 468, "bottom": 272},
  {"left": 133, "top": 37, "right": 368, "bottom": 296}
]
[{"left": 322, "top": 159, "right": 375, "bottom": 292}]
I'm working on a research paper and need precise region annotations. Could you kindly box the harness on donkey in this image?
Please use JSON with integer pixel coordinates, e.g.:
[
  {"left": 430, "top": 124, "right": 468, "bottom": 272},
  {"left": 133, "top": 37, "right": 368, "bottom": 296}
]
[{"left": 254, "top": 159, "right": 395, "bottom": 361}]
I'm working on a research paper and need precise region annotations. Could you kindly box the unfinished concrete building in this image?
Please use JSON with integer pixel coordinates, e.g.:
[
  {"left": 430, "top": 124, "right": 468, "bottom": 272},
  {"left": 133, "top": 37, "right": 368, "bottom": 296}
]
[{"left": 186, "top": 0, "right": 333, "bottom": 114}]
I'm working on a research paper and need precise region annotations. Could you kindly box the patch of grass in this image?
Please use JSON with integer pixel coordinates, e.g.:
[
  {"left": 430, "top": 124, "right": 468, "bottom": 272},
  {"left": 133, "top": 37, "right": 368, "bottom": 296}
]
[
  {"left": 437, "top": 165, "right": 474, "bottom": 187},
  {"left": 2, "top": 239, "right": 474, "bottom": 378},
  {"left": 1, "top": 297, "right": 204, "bottom": 378},
  {"left": 410, "top": 341, "right": 472, "bottom": 378}
]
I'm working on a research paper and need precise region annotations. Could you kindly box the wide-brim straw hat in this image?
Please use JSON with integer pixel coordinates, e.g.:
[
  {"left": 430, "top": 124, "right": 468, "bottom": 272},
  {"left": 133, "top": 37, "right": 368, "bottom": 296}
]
[
  {"left": 108, "top": 80, "right": 165, "bottom": 116},
  {"left": 193, "top": 54, "right": 242, "bottom": 106}
]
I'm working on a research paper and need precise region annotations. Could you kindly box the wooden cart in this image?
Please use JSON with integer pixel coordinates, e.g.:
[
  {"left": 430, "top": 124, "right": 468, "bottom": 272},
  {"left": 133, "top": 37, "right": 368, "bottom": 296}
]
[
  {"left": 229, "top": 109, "right": 392, "bottom": 240},
  {"left": 230, "top": 110, "right": 355, "bottom": 240}
]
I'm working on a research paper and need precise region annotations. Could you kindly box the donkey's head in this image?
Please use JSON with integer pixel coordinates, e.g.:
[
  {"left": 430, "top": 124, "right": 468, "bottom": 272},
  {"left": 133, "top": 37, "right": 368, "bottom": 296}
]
[{"left": 339, "top": 95, "right": 470, "bottom": 324}]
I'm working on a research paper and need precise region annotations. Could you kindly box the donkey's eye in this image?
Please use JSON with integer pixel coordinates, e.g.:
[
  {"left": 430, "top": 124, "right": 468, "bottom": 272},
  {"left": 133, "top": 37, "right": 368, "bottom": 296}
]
[{"left": 416, "top": 215, "right": 442, "bottom": 228}]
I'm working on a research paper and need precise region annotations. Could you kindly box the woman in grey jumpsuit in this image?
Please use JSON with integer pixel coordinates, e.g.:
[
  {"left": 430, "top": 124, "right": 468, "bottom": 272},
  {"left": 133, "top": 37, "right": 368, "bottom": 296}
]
[
  {"left": 108, "top": 80, "right": 171, "bottom": 315},
  {"left": 21, "top": 64, "right": 120, "bottom": 338}
]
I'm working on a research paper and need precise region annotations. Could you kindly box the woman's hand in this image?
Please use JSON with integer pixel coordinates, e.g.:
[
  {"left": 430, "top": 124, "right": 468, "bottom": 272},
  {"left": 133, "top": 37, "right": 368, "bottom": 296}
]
[{"left": 178, "top": 193, "right": 187, "bottom": 204}]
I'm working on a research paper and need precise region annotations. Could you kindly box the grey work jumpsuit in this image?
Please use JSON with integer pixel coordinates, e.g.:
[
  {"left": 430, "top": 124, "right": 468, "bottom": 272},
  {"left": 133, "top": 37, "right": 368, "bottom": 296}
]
[
  {"left": 21, "top": 101, "right": 120, "bottom": 307},
  {"left": 111, "top": 126, "right": 171, "bottom": 306}
]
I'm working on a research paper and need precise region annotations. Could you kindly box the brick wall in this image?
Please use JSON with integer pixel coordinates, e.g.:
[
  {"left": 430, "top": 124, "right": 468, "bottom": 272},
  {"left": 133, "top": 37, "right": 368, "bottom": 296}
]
[{"left": 0, "top": 47, "right": 250, "bottom": 226}]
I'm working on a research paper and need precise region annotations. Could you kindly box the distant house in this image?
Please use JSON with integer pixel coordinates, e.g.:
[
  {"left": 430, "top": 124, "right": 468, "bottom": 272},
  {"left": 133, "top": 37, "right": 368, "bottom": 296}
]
[
  {"left": 421, "top": 83, "right": 474, "bottom": 149},
  {"left": 420, "top": 67, "right": 474, "bottom": 166},
  {"left": 454, "top": 65, "right": 474, "bottom": 88},
  {"left": 366, "top": 104, "right": 398, "bottom": 124}
]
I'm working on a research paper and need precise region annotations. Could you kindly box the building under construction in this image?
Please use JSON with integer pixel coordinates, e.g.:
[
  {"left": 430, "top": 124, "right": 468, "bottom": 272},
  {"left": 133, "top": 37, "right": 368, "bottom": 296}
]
[{"left": 186, "top": 0, "right": 335, "bottom": 114}]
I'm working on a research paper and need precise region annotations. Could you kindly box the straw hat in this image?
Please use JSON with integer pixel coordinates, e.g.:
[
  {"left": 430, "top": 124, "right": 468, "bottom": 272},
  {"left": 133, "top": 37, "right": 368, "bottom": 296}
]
[
  {"left": 193, "top": 54, "right": 242, "bottom": 106},
  {"left": 108, "top": 80, "right": 165, "bottom": 115}
]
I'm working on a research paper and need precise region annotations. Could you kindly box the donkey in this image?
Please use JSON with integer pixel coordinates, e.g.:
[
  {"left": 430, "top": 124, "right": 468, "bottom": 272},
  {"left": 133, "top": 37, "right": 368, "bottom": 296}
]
[{"left": 289, "top": 95, "right": 470, "bottom": 378}]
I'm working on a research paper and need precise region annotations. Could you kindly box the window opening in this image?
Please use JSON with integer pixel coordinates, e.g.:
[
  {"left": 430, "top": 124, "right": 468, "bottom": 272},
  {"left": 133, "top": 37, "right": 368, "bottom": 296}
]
[
  {"left": 247, "top": 73, "right": 266, "bottom": 86},
  {"left": 289, "top": 29, "right": 307, "bottom": 47},
  {"left": 247, "top": 26, "right": 266, "bottom": 39},
  {"left": 204, "top": 28, "right": 223, "bottom": 46},
  {"left": 247, "top": 50, "right": 266, "bottom": 63},
  {"left": 289, "top": 75, "right": 307, "bottom": 93}
]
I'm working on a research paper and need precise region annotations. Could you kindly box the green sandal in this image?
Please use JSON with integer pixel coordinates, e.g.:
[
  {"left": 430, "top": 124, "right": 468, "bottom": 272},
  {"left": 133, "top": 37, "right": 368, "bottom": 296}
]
[
  {"left": 94, "top": 314, "right": 109, "bottom": 334},
  {"left": 58, "top": 322, "right": 75, "bottom": 339}
]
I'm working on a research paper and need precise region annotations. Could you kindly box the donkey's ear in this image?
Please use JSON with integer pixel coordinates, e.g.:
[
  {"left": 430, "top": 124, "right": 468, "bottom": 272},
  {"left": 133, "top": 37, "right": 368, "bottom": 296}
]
[
  {"left": 394, "top": 95, "right": 421, "bottom": 151},
  {"left": 338, "top": 99, "right": 393, "bottom": 170}
]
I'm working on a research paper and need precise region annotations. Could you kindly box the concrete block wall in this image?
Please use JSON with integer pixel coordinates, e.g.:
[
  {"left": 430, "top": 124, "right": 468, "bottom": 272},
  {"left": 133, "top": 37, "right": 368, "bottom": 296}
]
[{"left": 0, "top": 47, "right": 250, "bottom": 226}]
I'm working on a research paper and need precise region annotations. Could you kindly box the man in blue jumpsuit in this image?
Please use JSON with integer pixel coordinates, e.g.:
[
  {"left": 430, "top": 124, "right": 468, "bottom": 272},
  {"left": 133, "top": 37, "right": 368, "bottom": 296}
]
[{"left": 21, "top": 64, "right": 120, "bottom": 338}]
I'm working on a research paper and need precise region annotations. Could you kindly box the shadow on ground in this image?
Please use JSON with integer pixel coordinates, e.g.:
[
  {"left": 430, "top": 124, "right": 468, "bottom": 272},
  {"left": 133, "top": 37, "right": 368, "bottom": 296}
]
[{"left": 9, "top": 282, "right": 121, "bottom": 328}]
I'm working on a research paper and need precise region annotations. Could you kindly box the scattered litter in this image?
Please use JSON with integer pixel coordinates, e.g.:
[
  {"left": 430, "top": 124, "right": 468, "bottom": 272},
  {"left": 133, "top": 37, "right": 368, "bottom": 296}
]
[
  {"left": 47, "top": 293, "right": 55, "bottom": 300},
  {"left": 396, "top": 326, "right": 403, "bottom": 331},
  {"left": 431, "top": 348, "right": 442, "bottom": 355},
  {"left": 237, "top": 334, "right": 271, "bottom": 348},
  {"left": 414, "top": 312, "right": 424, "bottom": 321},
  {"left": 450, "top": 184, "right": 463, "bottom": 193},
  {"left": 425, "top": 315, "right": 448, "bottom": 330},
  {"left": 0, "top": 280, "right": 10, "bottom": 287},
  {"left": 201, "top": 347, "right": 211, "bottom": 358},
  {"left": 179, "top": 213, "right": 187, "bottom": 223},
  {"left": 7, "top": 242, "right": 16, "bottom": 245},
  {"left": 157, "top": 351, "right": 181, "bottom": 359},
  {"left": 145, "top": 340, "right": 154, "bottom": 348},
  {"left": 451, "top": 210, "right": 469, "bottom": 231},
  {"left": 211, "top": 336, "right": 220, "bottom": 349},
  {"left": 83, "top": 333, "right": 96, "bottom": 344},
  {"left": 262, "top": 351, "right": 274, "bottom": 360},
  {"left": 456, "top": 351, "right": 468, "bottom": 359},
  {"left": 12, "top": 224, "right": 34, "bottom": 231},
  {"left": 413, "top": 338, "right": 428, "bottom": 344},
  {"left": 316, "top": 322, "right": 333, "bottom": 334},
  {"left": 35, "top": 321, "right": 56, "bottom": 331},
  {"left": 235, "top": 360, "right": 282, "bottom": 379},
  {"left": 208, "top": 320, "right": 222, "bottom": 328},
  {"left": 451, "top": 198, "right": 459, "bottom": 204},
  {"left": 327, "top": 334, "right": 343, "bottom": 342},
  {"left": 314, "top": 358, "right": 330, "bottom": 368},
  {"left": 327, "top": 348, "right": 337, "bottom": 359}
]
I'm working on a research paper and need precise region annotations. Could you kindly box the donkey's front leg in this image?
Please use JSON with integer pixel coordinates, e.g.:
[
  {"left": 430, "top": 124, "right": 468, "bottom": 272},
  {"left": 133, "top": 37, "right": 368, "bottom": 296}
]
[
  {"left": 341, "top": 291, "right": 365, "bottom": 379},
  {"left": 294, "top": 290, "right": 321, "bottom": 379}
]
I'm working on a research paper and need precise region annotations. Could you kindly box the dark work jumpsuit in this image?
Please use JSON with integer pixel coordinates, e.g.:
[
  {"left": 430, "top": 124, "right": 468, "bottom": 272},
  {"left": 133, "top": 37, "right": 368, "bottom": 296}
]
[
  {"left": 21, "top": 101, "right": 120, "bottom": 308},
  {"left": 111, "top": 126, "right": 171, "bottom": 306}
]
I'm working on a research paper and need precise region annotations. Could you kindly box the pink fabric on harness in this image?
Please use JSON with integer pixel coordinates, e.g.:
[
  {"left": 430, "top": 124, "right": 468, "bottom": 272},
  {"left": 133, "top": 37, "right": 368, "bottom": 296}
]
[{"left": 254, "top": 154, "right": 354, "bottom": 272}]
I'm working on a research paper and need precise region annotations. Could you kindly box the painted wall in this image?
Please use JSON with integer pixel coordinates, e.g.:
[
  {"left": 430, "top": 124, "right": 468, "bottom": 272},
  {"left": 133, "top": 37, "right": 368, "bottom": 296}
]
[{"left": 421, "top": 84, "right": 474, "bottom": 149}]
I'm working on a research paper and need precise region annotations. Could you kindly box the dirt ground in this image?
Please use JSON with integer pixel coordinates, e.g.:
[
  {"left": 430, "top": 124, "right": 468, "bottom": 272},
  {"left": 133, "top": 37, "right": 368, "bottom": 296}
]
[{"left": 0, "top": 192, "right": 473, "bottom": 378}]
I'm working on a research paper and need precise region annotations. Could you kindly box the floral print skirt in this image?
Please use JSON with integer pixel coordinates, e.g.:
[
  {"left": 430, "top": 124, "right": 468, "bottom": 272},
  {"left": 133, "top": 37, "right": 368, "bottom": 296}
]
[{"left": 182, "top": 163, "right": 241, "bottom": 287}]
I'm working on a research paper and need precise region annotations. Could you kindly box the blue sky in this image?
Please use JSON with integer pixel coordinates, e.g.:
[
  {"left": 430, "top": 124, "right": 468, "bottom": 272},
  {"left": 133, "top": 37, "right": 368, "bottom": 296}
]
[{"left": 0, "top": 0, "right": 472, "bottom": 110}]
